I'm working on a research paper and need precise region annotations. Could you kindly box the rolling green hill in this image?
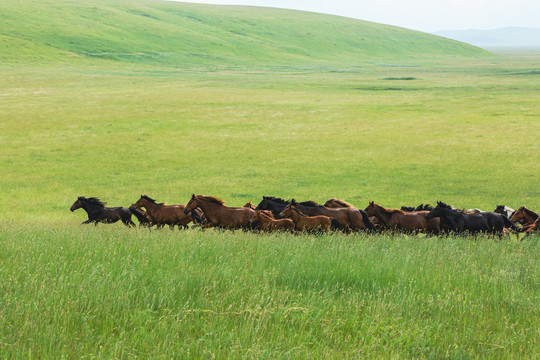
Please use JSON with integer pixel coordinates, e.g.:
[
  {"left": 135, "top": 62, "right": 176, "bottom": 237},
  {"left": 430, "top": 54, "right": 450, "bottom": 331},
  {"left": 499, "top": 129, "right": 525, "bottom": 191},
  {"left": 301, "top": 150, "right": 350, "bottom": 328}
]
[{"left": 0, "top": 0, "right": 491, "bottom": 66}]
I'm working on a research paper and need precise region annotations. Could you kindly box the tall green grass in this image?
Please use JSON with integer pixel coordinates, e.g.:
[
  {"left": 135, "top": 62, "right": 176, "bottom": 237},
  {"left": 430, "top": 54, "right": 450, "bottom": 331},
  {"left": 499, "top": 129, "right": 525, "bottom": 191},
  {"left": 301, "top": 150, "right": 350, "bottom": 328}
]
[{"left": 1, "top": 221, "right": 538, "bottom": 358}]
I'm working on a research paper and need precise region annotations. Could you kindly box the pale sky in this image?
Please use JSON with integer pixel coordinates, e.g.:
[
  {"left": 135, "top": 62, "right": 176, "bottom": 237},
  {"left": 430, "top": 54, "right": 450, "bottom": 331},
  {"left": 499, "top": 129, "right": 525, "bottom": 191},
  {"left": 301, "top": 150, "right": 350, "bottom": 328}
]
[{"left": 170, "top": 0, "right": 540, "bottom": 32}]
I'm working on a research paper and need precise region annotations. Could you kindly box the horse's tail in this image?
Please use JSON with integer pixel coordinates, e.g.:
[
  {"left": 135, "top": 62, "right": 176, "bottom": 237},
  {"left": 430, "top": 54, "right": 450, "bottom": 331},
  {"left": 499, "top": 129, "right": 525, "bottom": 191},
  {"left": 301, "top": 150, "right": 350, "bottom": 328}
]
[
  {"left": 360, "top": 209, "right": 377, "bottom": 232},
  {"left": 330, "top": 218, "right": 343, "bottom": 230},
  {"left": 502, "top": 215, "right": 523, "bottom": 232}
]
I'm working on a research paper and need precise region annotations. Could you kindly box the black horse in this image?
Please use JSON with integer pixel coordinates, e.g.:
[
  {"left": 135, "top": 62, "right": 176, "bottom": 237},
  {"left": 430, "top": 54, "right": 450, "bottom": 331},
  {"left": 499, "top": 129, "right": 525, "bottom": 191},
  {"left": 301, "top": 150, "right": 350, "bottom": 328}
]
[
  {"left": 426, "top": 201, "right": 520, "bottom": 235},
  {"left": 255, "top": 196, "right": 291, "bottom": 218},
  {"left": 70, "top": 197, "right": 135, "bottom": 227},
  {"left": 129, "top": 206, "right": 152, "bottom": 227}
]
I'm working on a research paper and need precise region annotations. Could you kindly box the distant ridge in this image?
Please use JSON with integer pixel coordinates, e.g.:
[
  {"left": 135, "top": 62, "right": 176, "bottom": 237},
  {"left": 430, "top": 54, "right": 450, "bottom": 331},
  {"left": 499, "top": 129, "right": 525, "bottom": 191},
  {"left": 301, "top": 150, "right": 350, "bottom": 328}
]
[
  {"left": 434, "top": 27, "right": 540, "bottom": 48},
  {"left": 0, "top": 0, "right": 492, "bottom": 66}
]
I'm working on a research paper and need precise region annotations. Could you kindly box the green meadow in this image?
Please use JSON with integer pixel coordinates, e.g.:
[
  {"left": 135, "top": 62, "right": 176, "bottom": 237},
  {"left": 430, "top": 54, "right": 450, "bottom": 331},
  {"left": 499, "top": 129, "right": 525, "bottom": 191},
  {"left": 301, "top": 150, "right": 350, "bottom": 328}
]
[{"left": 1, "top": 0, "right": 539, "bottom": 358}]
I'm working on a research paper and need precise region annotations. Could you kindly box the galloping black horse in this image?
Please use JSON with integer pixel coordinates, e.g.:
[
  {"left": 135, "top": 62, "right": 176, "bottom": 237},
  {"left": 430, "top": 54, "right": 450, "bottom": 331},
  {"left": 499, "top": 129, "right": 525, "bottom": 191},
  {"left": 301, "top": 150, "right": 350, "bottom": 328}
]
[
  {"left": 426, "top": 201, "right": 520, "bottom": 235},
  {"left": 70, "top": 197, "right": 135, "bottom": 227}
]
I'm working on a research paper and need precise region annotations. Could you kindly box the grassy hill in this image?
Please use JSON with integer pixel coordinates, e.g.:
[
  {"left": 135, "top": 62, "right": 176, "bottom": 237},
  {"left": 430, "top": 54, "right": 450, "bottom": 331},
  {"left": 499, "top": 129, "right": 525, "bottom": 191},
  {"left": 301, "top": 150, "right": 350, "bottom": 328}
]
[{"left": 0, "top": 0, "right": 491, "bottom": 66}]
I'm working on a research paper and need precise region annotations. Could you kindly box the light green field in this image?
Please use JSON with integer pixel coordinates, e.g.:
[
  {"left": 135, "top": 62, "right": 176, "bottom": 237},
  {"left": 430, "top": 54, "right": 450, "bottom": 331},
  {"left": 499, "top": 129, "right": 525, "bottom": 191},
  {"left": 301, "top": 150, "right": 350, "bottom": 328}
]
[{"left": 1, "top": 0, "right": 539, "bottom": 358}]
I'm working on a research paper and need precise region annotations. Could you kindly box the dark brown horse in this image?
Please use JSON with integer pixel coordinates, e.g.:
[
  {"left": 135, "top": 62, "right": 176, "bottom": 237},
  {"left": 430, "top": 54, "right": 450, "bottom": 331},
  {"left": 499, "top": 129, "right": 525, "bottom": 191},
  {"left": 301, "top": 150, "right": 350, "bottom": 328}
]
[
  {"left": 131, "top": 195, "right": 192, "bottom": 229},
  {"left": 70, "top": 197, "right": 135, "bottom": 227},
  {"left": 279, "top": 204, "right": 335, "bottom": 233},
  {"left": 510, "top": 206, "right": 539, "bottom": 227},
  {"left": 250, "top": 210, "right": 295, "bottom": 232},
  {"left": 365, "top": 201, "right": 440, "bottom": 234},
  {"left": 184, "top": 194, "right": 255, "bottom": 230}
]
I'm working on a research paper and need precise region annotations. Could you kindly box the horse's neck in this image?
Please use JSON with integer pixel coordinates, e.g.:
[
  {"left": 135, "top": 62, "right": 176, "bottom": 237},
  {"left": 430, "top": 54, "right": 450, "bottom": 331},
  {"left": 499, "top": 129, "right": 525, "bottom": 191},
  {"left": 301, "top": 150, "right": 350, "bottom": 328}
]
[
  {"left": 141, "top": 200, "right": 160, "bottom": 214},
  {"left": 259, "top": 215, "right": 272, "bottom": 224},
  {"left": 290, "top": 208, "right": 304, "bottom": 221},
  {"left": 525, "top": 208, "right": 539, "bottom": 220},
  {"left": 374, "top": 206, "right": 393, "bottom": 224},
  {"left": 197, "top": 200, "right": 223, "bottom": 220},
  {"left": 81, "top": 201, "right": 101, "bottom": 215}
]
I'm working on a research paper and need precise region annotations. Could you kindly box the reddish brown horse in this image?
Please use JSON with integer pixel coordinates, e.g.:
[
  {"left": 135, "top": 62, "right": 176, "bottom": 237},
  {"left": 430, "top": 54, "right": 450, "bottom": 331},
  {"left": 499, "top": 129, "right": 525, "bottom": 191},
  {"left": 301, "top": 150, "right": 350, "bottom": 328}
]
[
  {"left": 131, "top": 195, "right": 192, "bottom": 229},
  {"left": 510, "top": 206, "right": 539, "bottom": 227},
  {"left": 364, "top": 201, "right": 440, "bottom": 234},
  {"left": 250, "top": 210, "right": 295, "bottom": 232},
  {"left": 184, "top": 194, "right": 255, "bottom": 230},
  {"left": 279, "top": 204, "right": 335, "bottom": 232}
]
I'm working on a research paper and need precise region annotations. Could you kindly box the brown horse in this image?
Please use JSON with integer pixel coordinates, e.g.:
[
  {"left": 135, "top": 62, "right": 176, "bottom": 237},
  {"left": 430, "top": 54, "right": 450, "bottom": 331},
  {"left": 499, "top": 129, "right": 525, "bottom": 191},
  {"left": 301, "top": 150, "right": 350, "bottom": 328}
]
[
  {"left": 131, "top": 195, "right": 192, "bottom": 229},
  {"left": 184, "top": 194, "right": 255, "bottom": 230},
  {"left": 364, "top": 201, "right": 440, "bottom": 234},
  {"left": 291, "top": 200, "right": 375, "bottom": 232},
  {"left": 250, "top": 210, "right": 295, "bottom": 232},
  {"left": 324, "top": 198, "right": 379, "bottom": 227},
  {"left": 279, "top": 204, "right": 336, "bottom": 232},
  {"left": 510, "top": 206, "right": 539, "bottom": 227}
]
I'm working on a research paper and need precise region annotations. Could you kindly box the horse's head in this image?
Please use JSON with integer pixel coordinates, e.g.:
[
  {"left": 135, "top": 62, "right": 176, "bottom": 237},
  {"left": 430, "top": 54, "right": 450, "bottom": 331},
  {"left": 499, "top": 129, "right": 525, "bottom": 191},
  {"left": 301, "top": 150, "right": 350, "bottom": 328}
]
[
  {"left": 426, "top": 201, "right": 449, "bottom": 219},
  {"left": 494, "top": 205, "right": 506, "bottom": 214},
  {"left": 364, "top": 201, "right": 377, "bottom": 216},
  {"left": 279, "top": 204, "right": 293, "bottom": 218},
  {"left": 184, "top": 194, "right": 198, "bottom": 215},
  {"left": 510, "top": 208, "right": 525, "bottom": 224},
  {"left": 131, "top": 195, "right": 147, "bottom": 210},
  {"left": 70, "top": 197, "right": 85, "bottom": 212}
]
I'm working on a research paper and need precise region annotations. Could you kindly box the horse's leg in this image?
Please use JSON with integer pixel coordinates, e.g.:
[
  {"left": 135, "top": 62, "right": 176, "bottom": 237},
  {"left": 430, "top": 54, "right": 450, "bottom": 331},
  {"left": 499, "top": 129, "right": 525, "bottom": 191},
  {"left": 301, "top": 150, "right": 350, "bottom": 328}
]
[{"left": 81, "top": 219, "right": 92, "bottom": 224}]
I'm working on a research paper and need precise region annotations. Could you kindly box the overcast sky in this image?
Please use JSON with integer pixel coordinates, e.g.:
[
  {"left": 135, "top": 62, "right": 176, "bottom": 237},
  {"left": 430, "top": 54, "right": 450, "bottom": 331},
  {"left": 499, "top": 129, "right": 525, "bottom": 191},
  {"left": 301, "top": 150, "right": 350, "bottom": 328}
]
[{"left": 171, "top": 0, "right": 540, "bottom": 32}]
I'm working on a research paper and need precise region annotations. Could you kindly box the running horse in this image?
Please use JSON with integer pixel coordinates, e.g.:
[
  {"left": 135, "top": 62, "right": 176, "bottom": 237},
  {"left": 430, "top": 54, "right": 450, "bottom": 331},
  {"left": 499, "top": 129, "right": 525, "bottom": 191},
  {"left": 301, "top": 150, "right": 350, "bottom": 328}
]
[
  {"left": 510, "top": 206, "right": 539, "bottom": 227},
  {"left": 291, "top": 199, "right": 375, "bottom": 232},
  {"left": 279, "top": 203, "right": 337, "bottom": 233},
  {"left": 70, "top": 196, "right": 135, "bottom": 227},
  {"left": 184, "top": 194, "right": 255, "bottom": 230},
  {"left": 324, "top": 198, "right": 379, "bottom": 227},
  {"left": 250, "top": 210, "right": 295, "bottom": 232},
  {"left": 426, "top": 201, "right": 521, "bottom": 235},
  {"left": 131, "top": 195, "right": 192, "bottom": 229},
  {"left": 364, "top": 201, "right": 440, "bottom": 234}
]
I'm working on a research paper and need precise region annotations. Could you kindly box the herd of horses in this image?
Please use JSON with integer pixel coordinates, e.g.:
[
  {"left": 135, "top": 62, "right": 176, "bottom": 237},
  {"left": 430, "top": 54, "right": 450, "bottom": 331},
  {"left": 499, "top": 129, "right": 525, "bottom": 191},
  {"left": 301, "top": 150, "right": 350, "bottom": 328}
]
[{"left": 69, "top": 195, "right": 539, "bottom": 238}]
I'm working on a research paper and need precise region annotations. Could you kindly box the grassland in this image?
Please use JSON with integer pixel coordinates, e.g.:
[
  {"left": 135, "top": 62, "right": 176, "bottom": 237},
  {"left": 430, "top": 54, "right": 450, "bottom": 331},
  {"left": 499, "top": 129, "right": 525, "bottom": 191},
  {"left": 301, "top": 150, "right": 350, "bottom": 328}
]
[{"left": 1, "top": 0, "right": 540, "bottom": 358}]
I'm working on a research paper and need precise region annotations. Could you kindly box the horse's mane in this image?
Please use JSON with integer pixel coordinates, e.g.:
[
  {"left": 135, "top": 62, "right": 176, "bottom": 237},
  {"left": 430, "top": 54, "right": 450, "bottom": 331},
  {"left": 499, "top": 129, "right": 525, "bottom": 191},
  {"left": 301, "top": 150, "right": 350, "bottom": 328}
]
[
  {"left": 436, "top": 201, "right": 466, "bottom": 212},
  {"left": 520, "top": 206, "right": 539, "bottom": 219},
  {"left": 296, "top": 200, "right": 322, "bottom": 208},
  {"left": 326, "top": 198, "right": 354, "bottom": 208},
  {"left": 258, "top": 211, "right": 274, "bottom": 220},
  {"left": 83, "top": 197, "right": 107, "bottom": 207},
  {"left": 372, "top": 202, "right": 405, "bottom": 214},
  {"left": 197, "top": 195, "right": 225, "bottom": 206},
  {"left": 263, "top": 196, "right": 289, "bottom": 204},
  {"left": 415, "top": 203, "right": 433, "bottom": 211},
  {"left": 141, "top": 195, "right": 164, "bottom": 205}
]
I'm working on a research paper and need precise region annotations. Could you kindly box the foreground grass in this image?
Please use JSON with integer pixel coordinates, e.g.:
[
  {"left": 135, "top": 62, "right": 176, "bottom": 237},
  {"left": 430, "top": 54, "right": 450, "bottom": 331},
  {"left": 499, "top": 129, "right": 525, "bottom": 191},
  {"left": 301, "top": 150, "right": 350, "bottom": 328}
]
[{"left": 0, "top": 221, "right": 538, "bottom": 358}]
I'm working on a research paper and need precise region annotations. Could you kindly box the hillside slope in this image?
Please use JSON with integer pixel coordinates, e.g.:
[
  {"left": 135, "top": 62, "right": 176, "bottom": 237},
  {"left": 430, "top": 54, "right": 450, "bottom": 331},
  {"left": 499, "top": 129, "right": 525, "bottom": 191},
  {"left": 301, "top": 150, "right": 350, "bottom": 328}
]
[{"left": 1, "top": 0, "right": 491, "bottom": 66}]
